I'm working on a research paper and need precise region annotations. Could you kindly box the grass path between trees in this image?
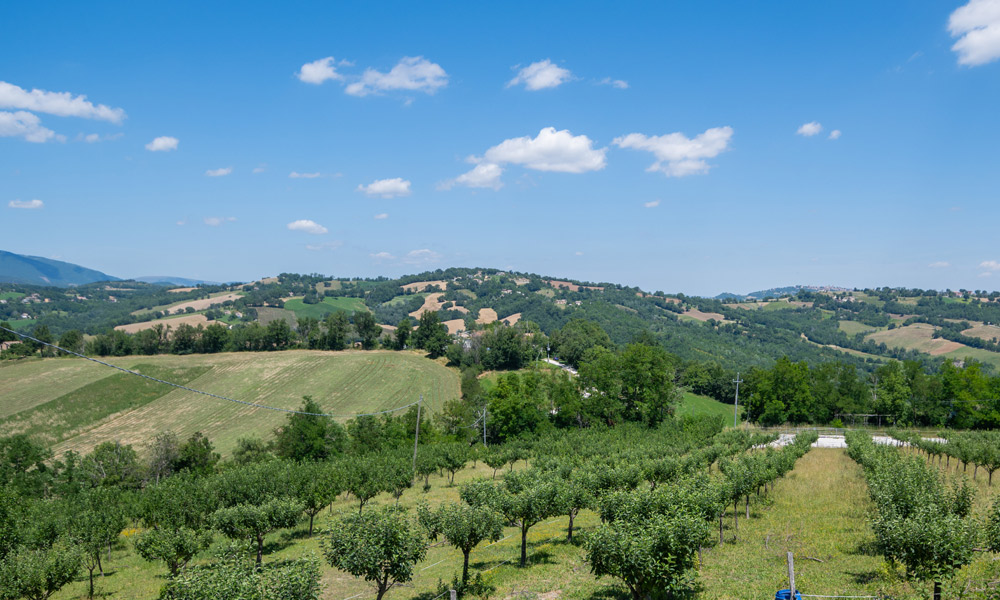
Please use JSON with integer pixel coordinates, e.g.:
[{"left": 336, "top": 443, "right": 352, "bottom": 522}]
[{"left": 698, "top": 448, "right": 890, "bottom": 599}]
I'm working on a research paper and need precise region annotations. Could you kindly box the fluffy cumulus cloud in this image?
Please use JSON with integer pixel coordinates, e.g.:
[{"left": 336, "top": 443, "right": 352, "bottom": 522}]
[
  {"left": 205, "top": 167, "right": 232, "bottom": 177},
  {"left": 0, "top": 111, "right": 59, "bottom": 143},
  {"left": 0, "top": 81, "right": 125, "bottom": 123},
  {"left": 949, "top": 0, "right": 1000, "bottom": 66},
  {"left": 485, "top": 127, "right": 606, "bottom": 173},
  {"left": 204, "top": 216, "right": 236, "bottom": 226},
  {"left": 828, "top": 129, "right": 842, "bottom": 140},
  {"left": 444, "top": 127, "right": 605, "bottom": 190},
  {"left": 614, "top": 126, "right": 734, "bottom": 177},
  {"left": 440, "top": 163, "right": 504, "bottom": 191},
  {"left": 297, "top": 57, "right": 344, "bottom": 84},
  {"left": 507, "top": 60, "right": 573, "bottom": 90},
  {"left": 370, "top": 251, "right": 395, "bottom": 261},
  {"left": 146, "top": 136, "right": 179, "bottom": 152},
  {"left": 8, "top": 199, "right": 43, "bottom": 209},
  {"left": 357, "top": 177, "right": 411, "bottom": 198},
  {"left": 345, "top": 57, "right": 448, "bottom": 96},
  {"left": 928, "top": 261, "right": 951, "bottom": 268},
  {"left": 289, "top": 171, "right": 322, "bottom": 179},
  {"left": 403, "top": 249, "right": 443, "bottom": 265},
  {"left": 287, "top": 219, "right": 328, "bottom": 235},
  {"left": 796, "top": 122, "right": 823, "bottom": 137},
  {"left": 981, "top": 260, "right": 1000, "bottom": 271}
]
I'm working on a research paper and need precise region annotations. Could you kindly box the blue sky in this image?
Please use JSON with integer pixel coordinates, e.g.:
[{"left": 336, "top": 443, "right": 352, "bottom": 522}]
[{"left": 2, "top": 1, "right": 999, "bottom": 296}]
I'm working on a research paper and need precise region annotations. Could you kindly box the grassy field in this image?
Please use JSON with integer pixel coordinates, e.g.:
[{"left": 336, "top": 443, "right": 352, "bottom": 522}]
[
  {"left": 0, "top": 350, "right": 459, "bottom": 457},
  {"left": 676, "top": 391, "right": 740, "bottom": 424},
  {"left": 283, "top": 296, "right": 368, "bottom": 319},
  {"left": 0, "top": 291, "right": 25, "bottom": 301},
  {"left": 942, "top": 345, "right": 1000, "bottom": 369},
  {"left": 838, "top": 319, "right": 879, "bottom": 336},
  {"left": 866, "top": 324, "right": 965, "bottom": 355},
  {"left": 383, "top": 293, "right": 426, "bottom": 306},
  {"left": 255, "top": 306, "right": 298, "bottom": 326},
  {"left": 2, "top": 318, "right": 36, "bottom": 331}
]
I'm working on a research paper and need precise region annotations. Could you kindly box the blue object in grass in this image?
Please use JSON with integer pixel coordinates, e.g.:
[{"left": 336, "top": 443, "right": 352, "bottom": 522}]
[{"left": 774, "top": 590, "right": 802, "bottom": 600}]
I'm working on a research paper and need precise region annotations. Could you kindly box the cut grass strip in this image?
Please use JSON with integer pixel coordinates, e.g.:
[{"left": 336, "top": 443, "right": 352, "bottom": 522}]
[{"left": 0, "top": 364, "right": 211, "bottom": 446}]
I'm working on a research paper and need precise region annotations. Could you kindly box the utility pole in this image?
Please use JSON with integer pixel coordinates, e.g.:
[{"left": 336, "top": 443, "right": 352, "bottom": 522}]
[
  {"left": 481, "top": 405, "right": 488, "bottom": 446},
  {"left": 412, "top": 395, "right": 422, "bottom": 471},
  {"left": 733, "top": 372, "right": 743, "bottom": 427}
]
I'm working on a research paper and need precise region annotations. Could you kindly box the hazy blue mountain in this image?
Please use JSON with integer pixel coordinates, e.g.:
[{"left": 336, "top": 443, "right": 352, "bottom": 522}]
[
  {"left": 0, "top": 250, "right": 118, "bottom": 286},
  {"left": 133, "top": 275, "right": 221, "bottom": 286}
]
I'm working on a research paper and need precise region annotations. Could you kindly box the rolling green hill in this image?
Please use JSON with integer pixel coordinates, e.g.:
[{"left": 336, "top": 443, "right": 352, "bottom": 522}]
[
  {"left": 0, "top": 250, "right": 118, "bottom": 286},
  {"left": 0, "top": 350, "right": 459, "bottom": 457}
]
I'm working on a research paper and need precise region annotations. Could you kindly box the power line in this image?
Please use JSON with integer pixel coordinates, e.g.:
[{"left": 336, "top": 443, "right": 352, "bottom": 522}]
[{"left": 0, "top": 325, "right": 420, "bottom": 419}]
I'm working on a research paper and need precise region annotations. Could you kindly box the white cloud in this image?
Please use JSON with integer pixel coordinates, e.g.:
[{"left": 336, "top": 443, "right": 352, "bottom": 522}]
[
  {"left": 598, "top": 77, "right": 629, "bottom": 89},
  {"left": 403, "top": 248, "right": 442, "bottom": 265},
  {"left": 644, "top": 200, "right": 661, "bottom": 208},
  {"left": 253, "top": 165, "right": 266, "bottom": 174},
  {"left": 287, "top": 219, "right": 328, "bottom": 235},
  {"left": 828, "top": 129, "right": 842, "bottom": 140},
  {"left": 205, "top": 167, "right": 232, "bottom": 177},
  {"left": 357, "top": 177, "right": 411, "bottom": 198},
  {"left": 146, "top": 136, "right": 178, "bottom": 152},
  {"left": 796, "top": 122, "right": 823, "bottom": 137},
  {"left": 84, "top": 133, "right": 100, "bottom": 143},
  {"left": 0, "top": 81, "right": 125, "bottom": 123},
  {"left": 507, "top": 60, "right": 573, "bottom": 91},
  {"left": 374, "top": 213, "right": 389, "bottom": 220},
  {"left": 949, "top": 0, "right": 1000, "bottom": 66},
  {"left": 0, "top": 111, "right": 59, "bottom": 143},
  {"left": 575, "top": 251, "right": 584, "bottom": 256},
  {"left": 204, "top": 216, "right": 236, "bottom": 226},
  {"left": 484, "top": 127, "right": 606, "bottom": 173},
  {"left": 928, "top": 261, "right": 950, "bottom": 268},
  {"left": 370, "top": 251, "right": 396, "bottom": 261},
  {"left": 176, "top": 220, "right": 186, "bottom": 226},
  {"left": 306, "top": 241, "right": 343, "bottom": 251},
  {"left": 345, "top": 57, "right": 448, "bottom": 96},
  {"left": 980, "top": 260, "right": 1000, "bottom": 271},
  {"left": 297, "top": 57, "right": 344, "bottom": 84},
  {"left": 8, "top": 199, "right": 43, "bottom": 209},
  {"left": 614, "top": 126, "right": 734, "bottom": 177},
  {"left": 289, "top": 171, "right": 322, "bottom": 179},
  {"left": 441, "top": 162, "right": 504, "bottom": 191}
]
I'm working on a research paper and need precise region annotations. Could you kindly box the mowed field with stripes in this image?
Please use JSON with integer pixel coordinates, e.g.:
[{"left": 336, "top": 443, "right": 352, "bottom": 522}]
[{"left": 0, "top": 350, "right": 459, "bottom": 457}]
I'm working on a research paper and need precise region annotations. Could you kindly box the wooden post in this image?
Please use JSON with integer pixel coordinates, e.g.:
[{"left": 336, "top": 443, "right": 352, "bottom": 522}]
[
  {"left": 787, "top": 552, "right": 796, "bottom": 598},
  {"left": 450, "top": 590, "right": 458, "bottom": 600}
]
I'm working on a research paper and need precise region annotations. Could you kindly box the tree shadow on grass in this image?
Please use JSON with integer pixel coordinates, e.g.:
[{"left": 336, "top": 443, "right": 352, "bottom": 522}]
[
  {"left": 262, "top": 538, "right": 295, "bottom": 556},
  {"left": 848, "top": 570, "right": 880, "bottom": 585},
  {"left": 849, "top": 539, "right": 881, "bottom": 556}
]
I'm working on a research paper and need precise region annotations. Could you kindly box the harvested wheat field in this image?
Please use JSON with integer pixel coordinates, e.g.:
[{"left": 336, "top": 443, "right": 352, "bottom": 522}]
[
  {"left": 409, "top": 293, "right": 445, "bottom": 317},
  {"left": 167, "top": 287, "right": 197, "bottom": 293},
  {"left": 442, "top": 318, "right": 465, "bottom": 334},
  {"left": 401, "top": 280, "right": 446, "bottom": 292},
  {"left": 114, "top": 313, "right": 219, "bottom": 334},
  {"left": 476, "top": 307, "right": 498, "bottom": 324},
  {"left": 682, "top": 308, "right": 727, "bottom": 322},
  {"left": 866, "top": 323, "right": 965, "bottom": 356},
  {"left": 960, "top": 321, "right": 1000, "bottom": 342},
  {"left": 164, "top": 292, "right": 243, "bottom": 314},
  {"left": 501, "top": 312, "right": 521, "bottom": 325}
]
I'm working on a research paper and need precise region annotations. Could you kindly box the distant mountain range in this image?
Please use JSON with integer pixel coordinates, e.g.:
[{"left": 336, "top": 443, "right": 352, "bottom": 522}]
[
  {"left": 0, "top": 250, "right": 220, "bottom": 288},
  {"left": 133, "top": 276, "right": 221, "bottom": 286},
  {"left": 0, "top": 250, "right": 119, "bottom": 287}
]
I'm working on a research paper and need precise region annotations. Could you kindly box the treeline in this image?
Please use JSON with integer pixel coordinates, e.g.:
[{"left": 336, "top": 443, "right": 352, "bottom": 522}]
[{"left": 743, "top": 357, "right": 1000, "bottom": 428}]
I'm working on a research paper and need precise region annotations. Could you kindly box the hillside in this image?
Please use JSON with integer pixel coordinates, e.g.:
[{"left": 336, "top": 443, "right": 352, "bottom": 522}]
[
  {"left": 0, "top": 350, "right": 459, "bottom": 457},
  {"left": 0, "top": 250, "right": 119, "bottom": 286},
  {"left": 5, "top": 267, "right": 1000, "bottom": 376}
]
